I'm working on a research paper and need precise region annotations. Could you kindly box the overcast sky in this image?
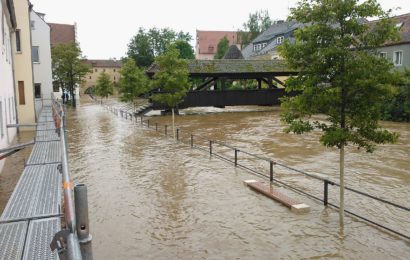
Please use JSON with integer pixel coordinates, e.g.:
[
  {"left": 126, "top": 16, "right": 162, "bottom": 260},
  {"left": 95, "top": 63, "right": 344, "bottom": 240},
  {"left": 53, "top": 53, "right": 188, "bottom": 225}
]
[{"left": 29, "top": 0, "right": 410, "bottom": 60}]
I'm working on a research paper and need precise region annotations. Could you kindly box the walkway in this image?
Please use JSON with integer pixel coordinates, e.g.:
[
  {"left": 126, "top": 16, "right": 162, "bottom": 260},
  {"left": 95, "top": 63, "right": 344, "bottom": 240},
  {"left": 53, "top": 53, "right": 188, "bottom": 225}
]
[{"left": 0, "top": 106, "right": 61, "bottom": 260}]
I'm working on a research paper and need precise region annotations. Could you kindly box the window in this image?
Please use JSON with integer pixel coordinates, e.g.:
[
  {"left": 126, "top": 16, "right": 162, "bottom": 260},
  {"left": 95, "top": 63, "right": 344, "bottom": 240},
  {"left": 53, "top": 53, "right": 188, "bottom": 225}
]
[
  {"left": 94, "top": 68, "right": 97, "bottom": 72},
  {"left": 34, "top": 83, "right": 42, "bottom": 98},
  {"left": 277, "top": 36, "right": 284, "bottom": 44},
  {"left": 89, "top": 76, "right": 91, "bottom": 79},
  {"left": 30, "top": 20, "right": 35, "bottom": 30},
  {"left": 53, "top": 82, "right": 60, "bottom": 92},
  {"left": 16, "top": 29, "right": 21, "bottom": 52},
  {"left": 253, "top": 44, "right": 262, "bottom": 51},
  {"left": 32, "top": 46, "right": 39, "bottom": 62},
  {"left": 379, "top": 52, "right": 387, "bottom": 59},
  {"left": 8, "top": 97, "right": 11, "bottom": 123},
  {"left": 262, "top": 42, "right": 267, "bottom": 48},
  {"left": 18, "top": 81, "right": 25, "bottom": 105},
  {"left": 394, "top": 51, "right": 403, "bottom": 66}
]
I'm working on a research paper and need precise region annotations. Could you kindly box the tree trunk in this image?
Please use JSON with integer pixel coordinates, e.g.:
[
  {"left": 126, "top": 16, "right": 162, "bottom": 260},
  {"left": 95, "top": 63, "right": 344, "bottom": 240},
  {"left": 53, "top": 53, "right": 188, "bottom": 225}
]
[
  {"left": 172, "top": 108, "right": 176, "bottom": 140},
  {"left": 339, "top": 144, "right": 345, "bottom": 227}
]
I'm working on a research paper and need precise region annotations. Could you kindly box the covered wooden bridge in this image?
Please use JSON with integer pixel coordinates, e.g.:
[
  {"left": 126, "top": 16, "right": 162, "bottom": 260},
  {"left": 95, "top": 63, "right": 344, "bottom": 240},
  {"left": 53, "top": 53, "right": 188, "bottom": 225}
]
[{"left": 146, "top": 59, "right": 297, "bottom": 109}]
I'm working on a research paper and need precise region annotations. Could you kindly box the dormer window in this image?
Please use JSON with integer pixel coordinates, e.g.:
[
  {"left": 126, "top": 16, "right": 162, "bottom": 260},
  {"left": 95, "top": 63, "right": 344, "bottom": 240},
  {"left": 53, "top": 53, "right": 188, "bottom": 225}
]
[
  {"left": 262, "top": 42, "right": 267, "bottom": 48},
  {"left": 208, "top": 45, "right": 214, "bottom": 52},
  {"left": 277, "top": 36, "right": 284, "bottom": 44},
  {"left": 253, "top": 43, "right": 262, "bottom": 51},
  {"left": 396, "top": 22, "right": 404, "bottom": 29}
]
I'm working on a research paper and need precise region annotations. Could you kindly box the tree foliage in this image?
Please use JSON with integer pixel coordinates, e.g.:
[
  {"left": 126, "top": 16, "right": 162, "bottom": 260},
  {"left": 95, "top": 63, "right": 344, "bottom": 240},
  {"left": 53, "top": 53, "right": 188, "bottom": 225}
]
[
  {"left": 51, "top": 42, "right": 91, "bottom": 106},
  {"left": 151, "top": 46, "right": 190, "bottom": 139},
  {"left": 174, "top": 40, "right": 195, "bottom": 59},
  {"left": 151, "top": 46, "right": 190, "bottom": 108},
  {"left": 94, "top": 72, "right": 114, "bottom": 99},
  {"left": 119, "top": 58, "right": 150, "bottom": 105},
  {"left": 278, "top": 0, "right": 399, "bottom": 226},
  {"left": 127, "top": 27, "right": 192, "bottom": 68},
  {"left": 238, "top": 10, "right": 272, "bottom": 48},
  {"left": 214, "top": 36, "right": 230, "bottom": 59},
  {"left": 381, "top": 68, "right": 410, "bottom": 122}
]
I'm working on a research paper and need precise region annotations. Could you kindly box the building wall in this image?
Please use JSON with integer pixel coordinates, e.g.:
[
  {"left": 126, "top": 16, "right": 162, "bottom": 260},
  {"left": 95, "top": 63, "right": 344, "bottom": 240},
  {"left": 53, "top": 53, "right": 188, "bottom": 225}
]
[
  {"left": 378, "top": 43, "right": 410, "bottom": 70},
  {"left": 30, "top": 11, "right": 53, "bottom": 110},
  {"left": 11, "top": 0, "right": 35, "bottom": 125},
  {"left": 81, "top": 66, "right": 121, "bottom": 94},
  {"left": 0, "top": 0, "right": 17, "bottom": 172}
]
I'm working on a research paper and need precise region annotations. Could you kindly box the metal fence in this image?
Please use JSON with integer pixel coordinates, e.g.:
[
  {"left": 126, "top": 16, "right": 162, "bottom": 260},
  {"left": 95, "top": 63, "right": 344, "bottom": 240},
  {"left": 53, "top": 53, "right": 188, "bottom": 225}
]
[{"left": 95, "top": 97, "right": 410, "bottom": 241}]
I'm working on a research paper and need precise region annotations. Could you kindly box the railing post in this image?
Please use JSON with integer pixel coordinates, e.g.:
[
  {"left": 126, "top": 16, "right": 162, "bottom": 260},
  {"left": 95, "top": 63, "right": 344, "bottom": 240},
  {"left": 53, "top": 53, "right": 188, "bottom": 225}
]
[
  {"left": 176, "top": 128, "right": 179, "bottom": 141},
  {"left": 165, "top": 125, "right": 167, "bottom": 136},
  {"left": 234, "top": 149, "right": 238, "bottom": 166},
  {"left": 155, "top": 123, "right": 158, "bottom": 131},
  {"left": 270, "top": 161, "right": 274, "bottom": 182},
  {"left": 141, "top": 116, "right": 143, "bottom": 126},
  {"left": 209, "top": 140, "right": 213, "bottom": 155},
  {"left": 74, "top": 184, "right": 93, "bottom": 259},
  {"left": 324, "top": 180, "right": 329, "bottom": 206},
  {"left": 190, "top": 134, "right": 193, "bottom": 148},
  {"left": 147, "top": 120, "right": 150, "bottom": 128}
]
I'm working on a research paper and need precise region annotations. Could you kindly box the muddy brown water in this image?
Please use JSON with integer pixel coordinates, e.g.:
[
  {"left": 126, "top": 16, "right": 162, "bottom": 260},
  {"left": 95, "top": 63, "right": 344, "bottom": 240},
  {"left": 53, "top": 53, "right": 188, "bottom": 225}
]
[{"left": 1, "top": 97, "right": 409, "bottom": 259}]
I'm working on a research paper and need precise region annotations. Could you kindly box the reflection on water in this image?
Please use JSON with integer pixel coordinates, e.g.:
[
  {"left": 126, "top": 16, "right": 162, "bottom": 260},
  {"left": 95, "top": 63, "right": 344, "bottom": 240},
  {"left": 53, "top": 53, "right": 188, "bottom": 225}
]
[{"left": 67, "top": 97, "right": 409, "bottom": 259}]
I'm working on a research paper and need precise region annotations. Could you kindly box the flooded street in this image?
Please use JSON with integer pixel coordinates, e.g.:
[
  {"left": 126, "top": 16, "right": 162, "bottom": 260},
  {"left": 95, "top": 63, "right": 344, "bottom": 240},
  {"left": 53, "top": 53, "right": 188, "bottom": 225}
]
[{"left": 67, "top": 97, "right": 408, "bottom": 258}]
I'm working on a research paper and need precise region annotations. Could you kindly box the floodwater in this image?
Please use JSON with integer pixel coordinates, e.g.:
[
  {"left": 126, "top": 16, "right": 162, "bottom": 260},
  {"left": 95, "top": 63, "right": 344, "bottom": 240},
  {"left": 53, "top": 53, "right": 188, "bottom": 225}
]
[
  {"left": 66, "top": 97, "right": 409, "bottom": 259},
  {"left": 1, "top": 96, "right": 407, "bottom": 259}
]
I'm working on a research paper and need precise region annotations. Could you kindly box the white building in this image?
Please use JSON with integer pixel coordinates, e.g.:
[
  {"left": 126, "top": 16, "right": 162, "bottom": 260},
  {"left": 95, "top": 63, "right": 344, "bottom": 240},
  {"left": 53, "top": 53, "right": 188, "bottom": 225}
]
[
  {"left": 0, "top": 0, "right": 18, "bottom": 171},
  {"left": 30, "top": 10, "right": 53, "bottom": 111}
]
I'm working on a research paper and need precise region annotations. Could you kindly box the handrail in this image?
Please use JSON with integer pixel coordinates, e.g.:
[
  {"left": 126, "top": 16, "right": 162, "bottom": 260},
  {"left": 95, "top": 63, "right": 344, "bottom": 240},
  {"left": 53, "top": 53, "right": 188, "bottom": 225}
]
[{"left": 51, "top": 98, "right": 83, "bottom": 259}]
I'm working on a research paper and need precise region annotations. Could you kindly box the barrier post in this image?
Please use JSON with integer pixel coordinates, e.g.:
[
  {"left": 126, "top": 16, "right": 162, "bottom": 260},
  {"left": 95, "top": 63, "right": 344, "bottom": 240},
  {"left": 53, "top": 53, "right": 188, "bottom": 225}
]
[
  {"left": 270, "top": 161, "right": 274, "bottom": 182},
  {"left": 190, "top": 134, "right": 193, "bottom": 148},
  {"left": 176, "top": 128, "right": 179, "bottom": 141},
  {"left": 165, "top": 125, "right": 167, "bottom": 136},
  {"left": 209, "top": 141, "right": 213, "bottom": 155},
  {"left": 234, "top": 149, "right": 238, "bottom": 166},
  {"left": 74, "top": 184, "right": 93, "bottom": 259},
  {"left": 324, "top": 180, "right": 329, "bottom": 206}
]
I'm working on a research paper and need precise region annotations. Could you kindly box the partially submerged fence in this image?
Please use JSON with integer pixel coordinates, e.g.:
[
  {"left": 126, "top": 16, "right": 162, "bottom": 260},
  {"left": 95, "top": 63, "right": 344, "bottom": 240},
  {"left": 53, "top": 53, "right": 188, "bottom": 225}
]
[{"left": 94, "top": 97, "right": 409, "bottom": 241}]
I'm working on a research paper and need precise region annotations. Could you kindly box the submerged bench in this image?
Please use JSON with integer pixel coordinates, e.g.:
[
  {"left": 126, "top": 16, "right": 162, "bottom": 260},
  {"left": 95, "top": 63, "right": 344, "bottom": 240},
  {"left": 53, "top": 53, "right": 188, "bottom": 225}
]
[{"left": 244, "top": 180, "right": 310, "bottom": 213}]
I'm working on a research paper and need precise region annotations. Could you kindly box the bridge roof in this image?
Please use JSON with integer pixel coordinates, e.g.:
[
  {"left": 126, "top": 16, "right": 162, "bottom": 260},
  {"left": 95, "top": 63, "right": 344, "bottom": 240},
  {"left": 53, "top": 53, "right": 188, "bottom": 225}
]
[{"left": 146, "top": 59, "right": 296, "bottom": 78}]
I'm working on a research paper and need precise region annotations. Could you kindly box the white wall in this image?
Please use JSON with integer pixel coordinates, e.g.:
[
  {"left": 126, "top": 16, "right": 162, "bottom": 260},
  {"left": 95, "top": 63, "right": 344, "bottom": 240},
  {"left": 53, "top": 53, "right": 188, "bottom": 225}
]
[
  {"left": 0, "top": 2, "right": 17, "bottom": 172},
  {"left": 30, "top": 11, "right": 53, "bottom": 108}
]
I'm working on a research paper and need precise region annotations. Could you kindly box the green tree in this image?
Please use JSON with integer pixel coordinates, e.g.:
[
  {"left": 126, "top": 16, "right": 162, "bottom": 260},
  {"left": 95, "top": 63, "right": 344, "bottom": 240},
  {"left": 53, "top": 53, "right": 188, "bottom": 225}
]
[
  {"left": 127, "top": 27, "right": 193, "bottom": 67},
  {"left": 51, "top": 42, "right": 91, "bottom": 107},
  {"left": 151, "top": 46, "right": 190, "bottom": 139},
  {"left": 127, "top": 28, "right": 155, "bottom": 68},
  {"left": 238, "top": 10, "right": 272, "bottom": 48},
  {"left": 214, "top": 36, "right": 230, "bottom": 59},
  {"left": 94, "top": 72, "right": 114, "bottom": 100},
  {"left": 174, "top": 40, "right": 195, "bottom": 59},
  {"left": 381, "top": 68, "right": 410, "bottom": 122},
  {"left": 119, "top": 59, "right": 150, "bottom": 107},
  {"left": 278, "top": 0, "right": 399, "bottom": 226}
]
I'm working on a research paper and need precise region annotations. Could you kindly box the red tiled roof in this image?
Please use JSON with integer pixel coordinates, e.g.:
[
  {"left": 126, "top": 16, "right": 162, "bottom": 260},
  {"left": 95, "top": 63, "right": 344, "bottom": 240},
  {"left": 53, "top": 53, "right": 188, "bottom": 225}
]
[
  {"left": 196, "top": 30, "right": 239, "bottom": 54},
  {"left": 48, "top": 23, "right": 75, "bottom": 46},
  {"left": 84, "top": 59, "right": 122, "bottom": 68}
]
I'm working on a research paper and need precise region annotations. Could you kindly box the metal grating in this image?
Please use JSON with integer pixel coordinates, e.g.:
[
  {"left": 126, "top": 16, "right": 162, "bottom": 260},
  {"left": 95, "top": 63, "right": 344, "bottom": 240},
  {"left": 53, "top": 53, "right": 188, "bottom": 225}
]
[
  {"left": 0, "top": 221, "right": 28, "bottom": 260},
  {"left": 36, "top": 130, "right": 60, "bottom": 142},
  {"left": 23, "top": 217, "right": 60, "bottom": 260},
  {"left": 27, "top": 141, "right": 61, "bottom": 165},
  {"left": 37, "top": 121, "right": 57, "bottom": 131},
  {"left": 1, "top": 164, "right": 61, "bottom": 221}
]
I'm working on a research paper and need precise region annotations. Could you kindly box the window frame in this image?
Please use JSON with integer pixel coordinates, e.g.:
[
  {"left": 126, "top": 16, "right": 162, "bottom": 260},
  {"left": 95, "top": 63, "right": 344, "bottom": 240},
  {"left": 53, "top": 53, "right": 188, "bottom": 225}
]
[
  {"left": 393, "top": 50, "right": 403, "bottom": 66},
  {"left": 32, "top": 46, "right": 40, "bottom": 63},
  {"left": 277, "top": 36, "right": 284, "bottom": 44},
  {"left": 15, "top": 29, "right": 21, "bottom": 52}
]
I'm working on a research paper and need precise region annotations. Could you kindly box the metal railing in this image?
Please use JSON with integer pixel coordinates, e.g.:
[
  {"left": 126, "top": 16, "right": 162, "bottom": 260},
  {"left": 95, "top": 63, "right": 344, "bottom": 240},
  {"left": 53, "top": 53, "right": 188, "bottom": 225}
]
[
  {"left": 95, "top": 97, "right": 410, "bottom": 241},
  {"left": 51, "top": 98, "right": 93, "bottom": 260}
]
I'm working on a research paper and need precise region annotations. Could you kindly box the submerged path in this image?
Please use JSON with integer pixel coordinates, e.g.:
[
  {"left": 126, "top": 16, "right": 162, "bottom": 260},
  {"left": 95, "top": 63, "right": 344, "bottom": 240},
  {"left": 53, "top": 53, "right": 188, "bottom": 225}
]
[{"left": 0, "top": 106, "right": 62, "bottom": 259}]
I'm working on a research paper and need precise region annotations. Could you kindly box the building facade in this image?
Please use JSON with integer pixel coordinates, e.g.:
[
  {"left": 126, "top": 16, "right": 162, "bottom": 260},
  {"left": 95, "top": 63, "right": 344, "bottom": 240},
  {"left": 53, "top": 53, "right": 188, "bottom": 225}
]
[
  {"left": 376, "top": 13, "right": 410, "bottom": 70},
  {"left": 241, "top": 20, "right": 302, "bottom": 60},
  {"left": 30, "top": 10, "right": 53, "bottom": 111},
  {"left": 81, "top": 59, "right": 122, "bottom": 95},
  {"left": 195, "top": 30, "right": 240, "bottom": 60},
  {"left": 11, "top": 0, "right": 36, "bottom": 125},
  {"left": 0, "top": 0, "right": 17, "bottom": 171}
]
